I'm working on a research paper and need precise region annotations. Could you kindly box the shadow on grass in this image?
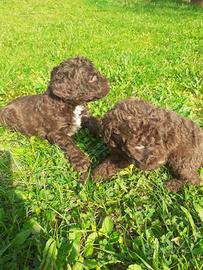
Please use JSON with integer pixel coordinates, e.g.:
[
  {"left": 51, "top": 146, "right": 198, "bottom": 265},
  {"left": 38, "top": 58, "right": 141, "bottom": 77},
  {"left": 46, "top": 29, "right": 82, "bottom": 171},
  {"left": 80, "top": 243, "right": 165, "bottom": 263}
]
[
  {"left": 87, "top": 0, "right": 201, "bottom": 13},
  {"left": 150, "top": 0, "right": 191, "bottom": 5},
  {"left": 0, "top": 149, "right": 13, "bottom": 187},
  {"left": 0, "top": 150, "right": 41, "bottom": 269}
]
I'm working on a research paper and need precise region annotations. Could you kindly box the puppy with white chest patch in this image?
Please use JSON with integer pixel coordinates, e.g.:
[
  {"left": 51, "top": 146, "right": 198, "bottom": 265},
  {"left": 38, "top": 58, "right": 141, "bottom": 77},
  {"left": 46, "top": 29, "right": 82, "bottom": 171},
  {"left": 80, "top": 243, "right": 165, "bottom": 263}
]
[{"left": 0, "top": 56, "right": 110, "bottom": 171}]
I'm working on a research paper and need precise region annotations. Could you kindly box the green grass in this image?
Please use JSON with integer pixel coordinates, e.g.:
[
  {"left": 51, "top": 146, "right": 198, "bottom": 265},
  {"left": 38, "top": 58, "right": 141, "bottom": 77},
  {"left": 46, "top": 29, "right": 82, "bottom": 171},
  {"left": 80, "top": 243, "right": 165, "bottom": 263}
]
[{"left": 0, "top": 0, "right": 203, "bottom": 269}]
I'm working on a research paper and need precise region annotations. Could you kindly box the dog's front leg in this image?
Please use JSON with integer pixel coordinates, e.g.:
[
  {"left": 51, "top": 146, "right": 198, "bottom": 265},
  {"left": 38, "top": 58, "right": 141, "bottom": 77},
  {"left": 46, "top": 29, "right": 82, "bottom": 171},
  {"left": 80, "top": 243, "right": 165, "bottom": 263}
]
[
  {"left": 164, "top": 171, "right": 201, "bottom": 193},
  {"left": 165, "top": 154, "right": 202, "bottom": 192},
  {"left": 47, "top": 132, "right": 90, "bottom": 171},
  {"left": 89, "top": 154, "right": 130, "bottom": 183}
]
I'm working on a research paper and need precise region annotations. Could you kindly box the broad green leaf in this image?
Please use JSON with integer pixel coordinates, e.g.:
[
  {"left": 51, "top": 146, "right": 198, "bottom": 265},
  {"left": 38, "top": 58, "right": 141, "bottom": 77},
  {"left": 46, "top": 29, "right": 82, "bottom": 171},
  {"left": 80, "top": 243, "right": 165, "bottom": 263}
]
[
  {"left": 68, "top": 246, "right": 77, "bottom": 266},
  {"left": 43, "top": 240, "right": 57, "bottom": 270},
  {"left": 109, "top": 231, "right": 120, "bottom": 244},
  {"left": 86, "top": 232, "right": 98, "bottom": 246},
  {"left": 102, "top": 216, "right": 113, "bottom": 236},
  {"left": 67, "top": 264, "right": 72, "bottom": 270},
  {"left": 15, "top": 189, "right": 27, "bottom": 200},
  {"left": 72, "top": 256, "right": 84, "bottom": 270},
  {"left": 69, "top": 225, "right": 82, "bottom": 242},
  {"left": 12, "top": 229, "right": 31, "bottom": 247},
  {"left": 69, "top": 225, "right": 82, "bottom": 250},
  {"left": 193, "top": 202, "right": 203, "bottom": 222},
  {"left": 193, "top": 248, "right": 203, "bottom": 255},
  {"left": 24, "top": 218, "right": 43, "bottom": 234},
  {"left": 118, "top": 235, "right": 123, "bottom": 244},
  {"left": 72, "top": 262, "right": 83, "bottom": 270},
  {"left": 128, "top": 264, "right": 142, "bottom": 270},
  {"left": 84, "top": 245, "right": 94, "bottom": 258},
  {"left": 0, "top": 262, "right": 17, "bottom": 270},
  {"left": 91, "top": 223, "right": 96, "bottom": 231},
  {"left": 86, "top": 259, "right": 97, "bottom": 269},
  {"left": 163, "top": 266, "right": 170, "bottom": 270},
  {"left": 145, "top": 229, "right": 154, "bottom": 241},
  {"left": 38, "top": 238, "right": 57, "bottom": 270}
]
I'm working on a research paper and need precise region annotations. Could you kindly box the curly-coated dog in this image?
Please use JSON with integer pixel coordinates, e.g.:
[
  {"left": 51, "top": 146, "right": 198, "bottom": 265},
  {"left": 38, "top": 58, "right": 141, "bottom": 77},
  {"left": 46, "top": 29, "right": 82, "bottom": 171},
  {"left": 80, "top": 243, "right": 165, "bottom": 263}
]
[
  {"left": 0, "top": 56, "right": 110, "bottom": 171},
  {"left": 88, "top": 98, "right": 203, "bottom": 192}
]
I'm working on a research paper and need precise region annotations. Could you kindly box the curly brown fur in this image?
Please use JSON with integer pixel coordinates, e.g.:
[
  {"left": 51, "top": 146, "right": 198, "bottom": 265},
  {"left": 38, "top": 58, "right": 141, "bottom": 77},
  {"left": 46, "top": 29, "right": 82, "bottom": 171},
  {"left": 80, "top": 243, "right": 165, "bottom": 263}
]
[
  {"left": 88, "top": 98, "right": 203, "bottom": 192},
  {"left": 0, "top": 55, "right": 110, "bottom": 171}
]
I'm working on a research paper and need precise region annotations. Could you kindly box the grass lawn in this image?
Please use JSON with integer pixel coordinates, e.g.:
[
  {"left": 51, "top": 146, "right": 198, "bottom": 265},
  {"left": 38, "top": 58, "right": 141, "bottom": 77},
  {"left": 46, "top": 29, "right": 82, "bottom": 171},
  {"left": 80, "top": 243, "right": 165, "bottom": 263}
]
[{"left": 0, "top": 0, "right": 203, "bottom": 269}]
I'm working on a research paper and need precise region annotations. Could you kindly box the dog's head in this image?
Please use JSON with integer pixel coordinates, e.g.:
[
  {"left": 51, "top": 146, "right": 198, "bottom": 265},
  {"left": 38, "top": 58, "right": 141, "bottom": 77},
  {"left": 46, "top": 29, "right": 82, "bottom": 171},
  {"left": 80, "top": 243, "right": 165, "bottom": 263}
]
[
  {"left": 99, "top": 98, "right": 168, "bottom": 171},
  {"left": 49, "top": 55, "right": 110, "bottom": 102},
  {"left": 102, "top": 121, "right": 167, "bottom": 171}
]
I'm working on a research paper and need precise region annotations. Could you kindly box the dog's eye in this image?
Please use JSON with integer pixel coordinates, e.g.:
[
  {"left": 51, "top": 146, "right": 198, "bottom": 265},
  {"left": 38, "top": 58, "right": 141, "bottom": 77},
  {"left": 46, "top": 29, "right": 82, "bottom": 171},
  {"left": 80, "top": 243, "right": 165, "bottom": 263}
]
[{"left": 89, "top": 75, "right": 98, "bottom": 83}]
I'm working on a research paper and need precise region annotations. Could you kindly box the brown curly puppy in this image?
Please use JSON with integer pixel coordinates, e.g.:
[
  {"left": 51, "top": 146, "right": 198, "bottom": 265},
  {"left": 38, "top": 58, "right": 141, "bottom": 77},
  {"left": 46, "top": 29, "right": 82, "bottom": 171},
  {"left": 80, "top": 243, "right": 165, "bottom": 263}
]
[
  {"left": 89, "top": 98, "right": 203, "bottom": 192},
  {"left": 0, "top": 56, "right": 110, "bottom": 171}
]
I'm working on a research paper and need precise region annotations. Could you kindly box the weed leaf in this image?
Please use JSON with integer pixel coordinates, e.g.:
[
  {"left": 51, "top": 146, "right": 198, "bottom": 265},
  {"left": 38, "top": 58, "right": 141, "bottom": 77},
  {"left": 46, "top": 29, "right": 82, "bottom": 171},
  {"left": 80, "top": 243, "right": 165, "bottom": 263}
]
[
  {"left": 102, "top": 216, "right": 113, "bottom": 236},
  {"left": 193, "top": 202, "right": 203, "bottom": 222},
  {"left": 12, "top": 229, "right": 31, "bottom": 247},
  {"left": 109, "top": 231, "right": 120, "bottom": 244},
  {"left": 86, "top": 259, "right": 97, "bottom": 269},
  {"left": 24, "top": 218, "right": 43, "bottom": 234},
  {"left": 38, "top": 238, "right": 57, "bottom": 270},
  {"left": 72, "top": 256, "right": 84, "bottom": 270},
  {"left": 84, "top": 245, "right": 94, "bottom": 258},
  {"left": 128, "top": 264, "right": 142, "bottom": 270},
  {"left": 86, "top": 232, "right": 98, "bottom": 246}
]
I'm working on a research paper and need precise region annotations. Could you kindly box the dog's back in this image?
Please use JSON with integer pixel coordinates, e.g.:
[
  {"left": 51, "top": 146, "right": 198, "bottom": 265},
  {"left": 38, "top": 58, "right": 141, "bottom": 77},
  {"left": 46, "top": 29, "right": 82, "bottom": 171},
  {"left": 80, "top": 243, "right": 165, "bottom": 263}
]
[
  {"left": 99, "top": 97, "right": 203, "bottom": 147},
  {"left": 0, "top": 94, "right": 46, "bottom": 137}
]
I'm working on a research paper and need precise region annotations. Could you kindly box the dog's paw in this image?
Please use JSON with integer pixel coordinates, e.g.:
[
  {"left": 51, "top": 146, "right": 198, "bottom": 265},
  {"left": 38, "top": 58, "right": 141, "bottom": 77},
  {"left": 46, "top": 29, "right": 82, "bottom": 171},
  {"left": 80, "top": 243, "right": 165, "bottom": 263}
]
[
  {"left": 70, "top": 153, "right": 90, "bottom": 171},
  {"left": 164, "top": 179, "right": 184, "bottom": 193}
]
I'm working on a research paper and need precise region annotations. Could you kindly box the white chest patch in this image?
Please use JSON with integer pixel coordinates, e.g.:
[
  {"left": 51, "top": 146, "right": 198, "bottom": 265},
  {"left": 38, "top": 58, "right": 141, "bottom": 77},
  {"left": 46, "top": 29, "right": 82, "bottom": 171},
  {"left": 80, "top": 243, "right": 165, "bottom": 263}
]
[{"left": 68, "top": 105, "right": 84, "bottom": 136}]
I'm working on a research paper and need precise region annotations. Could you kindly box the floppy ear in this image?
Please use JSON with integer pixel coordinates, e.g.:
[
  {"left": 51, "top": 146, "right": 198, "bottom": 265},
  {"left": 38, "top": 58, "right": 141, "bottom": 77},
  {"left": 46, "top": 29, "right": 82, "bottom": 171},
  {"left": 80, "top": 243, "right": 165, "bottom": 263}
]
[
  {"left": 49, "top": 66, "right": 79, "bottom": 100},
  {"left": 99, "top": 118, "right": 113, "bottom": 144}
]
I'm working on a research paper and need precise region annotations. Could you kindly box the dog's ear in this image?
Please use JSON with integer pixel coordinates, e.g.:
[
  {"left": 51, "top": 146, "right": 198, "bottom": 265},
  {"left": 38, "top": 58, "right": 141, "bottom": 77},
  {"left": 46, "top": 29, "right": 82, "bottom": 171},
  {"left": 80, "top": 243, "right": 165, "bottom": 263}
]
[
  {"left": 99, "top": 118, "right": 113, "bottom": 144},
  {"left": 49, "top": 65, "right": 78, "bottom": 100}
]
